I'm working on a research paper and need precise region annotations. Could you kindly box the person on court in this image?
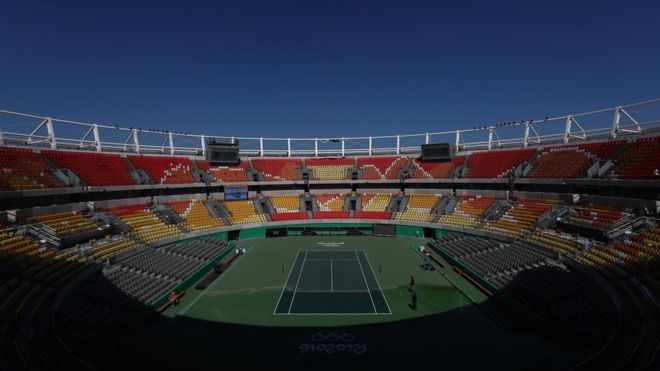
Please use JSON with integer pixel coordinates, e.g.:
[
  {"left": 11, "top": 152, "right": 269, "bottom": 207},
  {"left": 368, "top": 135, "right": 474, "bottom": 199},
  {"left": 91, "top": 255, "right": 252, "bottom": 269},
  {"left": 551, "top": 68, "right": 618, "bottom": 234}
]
[
  {"left": 168, "top": 291, "right": 179, "bottom": 307},
  {"left": 409, "top": 275, "right": 416, "bottom": 292},
  {"left": 410, "top": 291, "right": 418, "bottom": 310}
]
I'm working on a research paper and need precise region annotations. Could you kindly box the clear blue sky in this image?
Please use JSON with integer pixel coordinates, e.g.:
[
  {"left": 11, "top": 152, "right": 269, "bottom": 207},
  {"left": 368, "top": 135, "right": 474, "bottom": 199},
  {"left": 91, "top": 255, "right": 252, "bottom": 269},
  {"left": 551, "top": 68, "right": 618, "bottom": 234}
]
[{"left": 1, "top": 0, "right": 659, "bottom": 139}]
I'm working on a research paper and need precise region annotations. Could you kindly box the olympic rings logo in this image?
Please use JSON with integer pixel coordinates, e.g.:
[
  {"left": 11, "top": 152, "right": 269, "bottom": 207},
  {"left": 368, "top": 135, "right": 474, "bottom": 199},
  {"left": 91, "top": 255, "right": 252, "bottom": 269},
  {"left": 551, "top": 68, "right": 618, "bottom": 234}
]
[
  {"left": 310, "top": 330, "right": 354, "bottom": 342},
  {"left": 299, "top": 330, "right": 367, "bottom": 355}
]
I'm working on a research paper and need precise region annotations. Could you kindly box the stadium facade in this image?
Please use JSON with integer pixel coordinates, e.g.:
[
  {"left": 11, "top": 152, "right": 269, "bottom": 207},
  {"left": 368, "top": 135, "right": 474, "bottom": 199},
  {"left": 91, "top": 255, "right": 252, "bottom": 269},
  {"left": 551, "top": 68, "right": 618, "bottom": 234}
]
[{"left": 0, "top": 99, "right": 658, "bottom": 370}]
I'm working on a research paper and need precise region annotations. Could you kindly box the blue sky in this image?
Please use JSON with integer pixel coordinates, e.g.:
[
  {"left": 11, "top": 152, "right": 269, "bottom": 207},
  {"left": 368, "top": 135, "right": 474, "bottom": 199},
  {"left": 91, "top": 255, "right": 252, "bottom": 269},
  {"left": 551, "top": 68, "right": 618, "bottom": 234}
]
[{"left": 1, "top": 0, "right": 659, "bottom": 140}]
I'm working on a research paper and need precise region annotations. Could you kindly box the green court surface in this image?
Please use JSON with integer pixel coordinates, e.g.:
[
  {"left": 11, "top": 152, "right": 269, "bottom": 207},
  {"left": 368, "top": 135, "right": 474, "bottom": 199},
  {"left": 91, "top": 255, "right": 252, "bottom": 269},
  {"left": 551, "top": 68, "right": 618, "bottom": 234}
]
[
  {"left": 274, "top": 250, "right": 390, "bottom": 314},
  {"left": 86, "top": 235, "right": 585, "bottom": 370},
  {"left": 170, "top": 235, "right": 484, "bottom": 326}
]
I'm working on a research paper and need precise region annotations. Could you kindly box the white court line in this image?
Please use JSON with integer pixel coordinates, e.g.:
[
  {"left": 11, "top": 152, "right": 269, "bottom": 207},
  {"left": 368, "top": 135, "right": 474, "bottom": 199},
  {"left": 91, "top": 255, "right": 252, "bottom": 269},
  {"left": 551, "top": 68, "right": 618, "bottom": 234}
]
[
  {"left": 277, "top": 312, "right": 392, "bottom": 316},
  {"left": 272, "top": 250, "right": 301, "bottom": 315},
  {"left": 354, "top": 250, "right": 377, "bottom": 314},
  {"left": 360, "top": 250, "right": 392, "bottom": 314},
  {"left": 304, "top": 258, "right": 357, "bottom": 261},
  {"left": 287, "top": 250, "right": 308, "bottom": 314},
  {"left": 292, "top": 290, "right": 369, "bottom": 293}
]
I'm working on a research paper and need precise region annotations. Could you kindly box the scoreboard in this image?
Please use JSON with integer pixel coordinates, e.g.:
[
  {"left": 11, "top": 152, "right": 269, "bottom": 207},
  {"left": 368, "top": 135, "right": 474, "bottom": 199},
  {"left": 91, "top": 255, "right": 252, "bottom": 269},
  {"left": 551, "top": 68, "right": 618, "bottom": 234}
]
[
  {"left": 421, "top": 143, "right": 453, "bottom": 161},
  {"left": 224, "top": 185, "right": 248, "bottom": 201},
  {"left": 207, "top": 141, "right": 239, "bottom": 165}
]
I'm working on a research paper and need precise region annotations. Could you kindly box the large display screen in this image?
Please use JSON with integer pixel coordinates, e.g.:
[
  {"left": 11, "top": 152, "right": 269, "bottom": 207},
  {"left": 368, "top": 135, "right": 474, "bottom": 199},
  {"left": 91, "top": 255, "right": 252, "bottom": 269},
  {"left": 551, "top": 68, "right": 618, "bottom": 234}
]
[
  {"left": 224, "top": 185, "right": 248, "bottom": 201},
  {"left": 421, "top": 143, "right": 453, "bottom": 161},
  {"left": 207, "top": 145, "right": 239, "bottom": 165},
  {"left": 373, "top": 223, "right": 396, "bottom": 236}
]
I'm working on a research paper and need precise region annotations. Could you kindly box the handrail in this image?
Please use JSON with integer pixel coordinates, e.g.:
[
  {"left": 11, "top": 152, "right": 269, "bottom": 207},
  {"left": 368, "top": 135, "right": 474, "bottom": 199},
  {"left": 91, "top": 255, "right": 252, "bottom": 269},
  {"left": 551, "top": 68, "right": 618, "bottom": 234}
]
[{"left": 1, "top": 98, "right": 660, "bottom": 157}]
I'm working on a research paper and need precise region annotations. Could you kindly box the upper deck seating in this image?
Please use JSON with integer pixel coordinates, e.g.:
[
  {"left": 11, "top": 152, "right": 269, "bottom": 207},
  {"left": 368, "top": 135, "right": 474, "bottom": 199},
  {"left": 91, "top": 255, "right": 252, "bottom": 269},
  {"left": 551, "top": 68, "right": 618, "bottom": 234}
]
[
  {"left": 0, "top": 147, "right": 62, "bottom": 191},
  {"left": 611, "top": 136, "right": 660, "bottom": 180},
  {"left": 44, "top": 150, "right": 135, "bottom": 186},
  {"left": 465, "top": 148, "right": 535, "bottom": 178},
  {"left": 528, "top": 141, "right": 625, "bottom": 179},
  {"left": 198, "top": 161, "right": 250, "bottom": 182},
  {"left": 251, "top": 159, "right": 301, "bottom": 181},
  {"left": 357, "top": 157, "right": 407, "bottom": 180},
  {"left": 411, "top": 156, "right": 465, "bottom": 179},
  {"left": 306, "top": 158, "right": 353, "bottom": 180},
  {"left": 128, "top": 155, "right": 195, "bottom": 184}
]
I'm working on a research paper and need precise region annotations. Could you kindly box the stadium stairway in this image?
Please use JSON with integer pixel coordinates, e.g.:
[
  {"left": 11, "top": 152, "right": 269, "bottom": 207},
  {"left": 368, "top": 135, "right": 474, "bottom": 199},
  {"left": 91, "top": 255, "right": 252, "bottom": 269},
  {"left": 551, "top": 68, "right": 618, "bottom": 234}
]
[
  {"left": 431, "top": 196, "right": 450, "bottom": 217},
  {"left": 443, "top": 195, "right": 459, "bottom": 215},
  {"left": 480, "top": 200, "right": 513, "bottom": 224},
  {"left": 154, "top": 206, "right": 189, "bottom": 233},
  {"left": 360, "top": 193, "right": 391, "bottom": 213},
  {"left": 205, "top": 199, "right": 231, "bottom": 223},
  {"left": 598, "top": 141, "right": 631, "bottom": 178},
  {"left": 465, "top": 148, "right": 536, "bottom": 179},
  {"left": 609, "top": 136, "right": 660, "bottom": 180},
  {"left": 122, "top": 157, "right": 153, "bottom": 185},
  {"left": 394, "top": 194, "right": 441, "bottom": 223},
  {"left": 43, "top": 151, "right": 141, "bottom": 187},
  {"left": 36, "top": 152, "right": 80, "bottom": 187},
  {"left": 520, "top": 150, "right": 542, "bottom": 177},
  {"left": 387, "top": 193, "right": 407, "bottom": 213},
  {"left": 0, "top": 147, "right": 65, "bottom": 191}
]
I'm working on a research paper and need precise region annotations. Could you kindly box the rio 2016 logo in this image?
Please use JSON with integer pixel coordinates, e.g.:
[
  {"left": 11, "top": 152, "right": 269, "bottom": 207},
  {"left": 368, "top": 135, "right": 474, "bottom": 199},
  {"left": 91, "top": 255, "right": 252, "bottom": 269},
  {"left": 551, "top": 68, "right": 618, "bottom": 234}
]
[{"left": 299, "top": 330, "right": 367, "bottom": 355}]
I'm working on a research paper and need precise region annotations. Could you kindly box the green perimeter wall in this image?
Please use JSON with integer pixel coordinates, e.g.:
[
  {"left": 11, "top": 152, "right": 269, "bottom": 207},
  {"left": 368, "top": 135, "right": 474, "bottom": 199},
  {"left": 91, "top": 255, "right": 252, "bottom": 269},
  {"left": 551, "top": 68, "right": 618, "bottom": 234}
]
[
  {"left": 239, "top": 227, "right": 266, "bottom": 240},
  {"left": 396, "top": 225, "right": 424, "bottom": 238}
]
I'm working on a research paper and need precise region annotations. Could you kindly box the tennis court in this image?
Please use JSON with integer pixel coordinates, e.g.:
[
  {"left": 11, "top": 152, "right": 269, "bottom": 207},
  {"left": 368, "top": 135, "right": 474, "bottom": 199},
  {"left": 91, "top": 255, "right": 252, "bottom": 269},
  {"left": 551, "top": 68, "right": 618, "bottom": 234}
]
[{"left": 274, "top": 250, "right": 391, "bottom": 314}]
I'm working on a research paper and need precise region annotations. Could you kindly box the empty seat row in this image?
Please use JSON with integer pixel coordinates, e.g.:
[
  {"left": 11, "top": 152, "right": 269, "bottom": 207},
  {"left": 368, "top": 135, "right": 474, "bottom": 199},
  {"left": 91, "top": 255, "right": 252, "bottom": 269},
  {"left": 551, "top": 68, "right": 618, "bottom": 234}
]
[
  {"left": 466, "top": 148, "right": 536, "bottom": 178},
  {"left": 43, "top": 150, "right": 135, "bottom": 186},
  {"left": 251, "top": 159, "right": 301, "bottom": 181},
  {"left": 410, "top": 156, "right": 464, "bottom": 179},
  {"left": 128, "top": 155, "right": 195, "bottom": 184},
  {"left": 361, "top": 193, "right": 391, "bottom": 212},
  {"left": 315, "top": 194, "right": 345, "bottom": 211}
]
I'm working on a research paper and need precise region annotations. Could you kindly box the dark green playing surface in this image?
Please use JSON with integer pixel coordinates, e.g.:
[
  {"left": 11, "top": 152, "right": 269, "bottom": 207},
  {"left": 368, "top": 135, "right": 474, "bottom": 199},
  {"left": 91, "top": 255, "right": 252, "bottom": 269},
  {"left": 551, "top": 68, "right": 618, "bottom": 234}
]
[{"left": 275, "top": 250, "right": 390, "bottom": 314}]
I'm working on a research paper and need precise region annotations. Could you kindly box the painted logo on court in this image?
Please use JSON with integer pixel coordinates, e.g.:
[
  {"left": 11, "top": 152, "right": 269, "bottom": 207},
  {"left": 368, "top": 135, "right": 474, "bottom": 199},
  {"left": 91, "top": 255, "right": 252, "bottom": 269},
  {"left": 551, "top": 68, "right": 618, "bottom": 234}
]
[
  {"left": 317, "top": 242, "right": 345, "bottom": 248},
  {"left": 299, "top": 330, "right": 367, "bottom": 355}
]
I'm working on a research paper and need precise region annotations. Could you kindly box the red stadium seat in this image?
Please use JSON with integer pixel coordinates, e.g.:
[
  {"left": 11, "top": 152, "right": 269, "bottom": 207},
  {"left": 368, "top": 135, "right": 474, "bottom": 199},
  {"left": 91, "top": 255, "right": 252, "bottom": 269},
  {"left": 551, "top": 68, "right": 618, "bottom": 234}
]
[
  {"left": 252, "top": 159, "right": 302, "bottom": 181},
  {"left": 43, "top": 150, "right": 136, "bottom": 186},
  {"left": 271, "top": 212, "right": 308, "bottom": 221},
  {"left": 612, "top": 136, "right": 660, "bottom": 180},
  {"left": 0, "top": 147, "right": 63, "bottom": 191},
  {"left": 128, "top": 155, "right": 195, "bottom": 184},
  {"left": 466, "top": 148, "right": 535, "bottom": 178},
  {"left": 354, "top": 211, "right": 391, "bottom": 219},
  {"left": 312, "top": 211, "right": 349, "bottom": 219}
]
